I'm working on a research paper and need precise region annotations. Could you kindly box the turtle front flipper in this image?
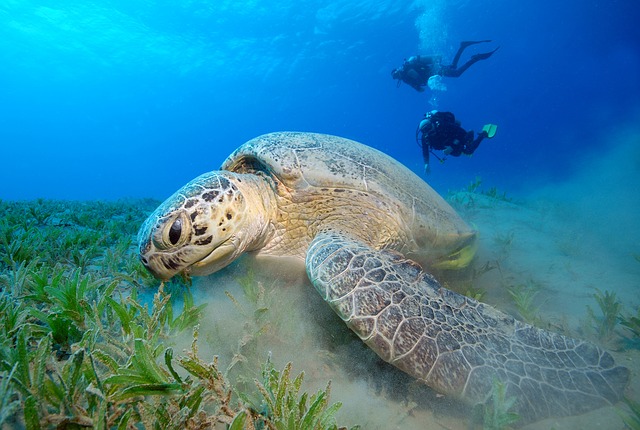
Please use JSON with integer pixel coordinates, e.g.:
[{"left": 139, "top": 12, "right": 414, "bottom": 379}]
[{"left": 306, "top": 232, "right": 629, "bottom": 424}]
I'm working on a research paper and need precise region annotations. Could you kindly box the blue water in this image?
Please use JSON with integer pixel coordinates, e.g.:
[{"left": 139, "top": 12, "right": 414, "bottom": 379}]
[{"left": 1, "top": 0, "right": 638, "bottom": 201}]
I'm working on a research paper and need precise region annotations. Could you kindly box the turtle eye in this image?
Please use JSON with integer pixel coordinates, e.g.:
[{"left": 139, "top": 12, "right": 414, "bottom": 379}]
[
  {"left": 168, "top": 218, "right": 182, "bottom": 245},
  {"left": 155, "top": 212, "right": 189, "bottom": 249}
]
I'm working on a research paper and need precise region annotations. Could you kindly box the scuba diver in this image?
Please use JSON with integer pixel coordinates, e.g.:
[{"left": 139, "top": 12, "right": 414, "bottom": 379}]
[
  {"left": 392, "top": 40, "right": 499, "bottom": 92},
  {"left": 417, "top": 110, "right": 497, "bottom": 173}
]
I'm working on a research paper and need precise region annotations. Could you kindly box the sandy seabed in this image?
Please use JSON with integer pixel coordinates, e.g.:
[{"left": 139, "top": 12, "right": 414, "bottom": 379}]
[
  {"left": 180, "top": 190, "right": 638, "bottom": 430},
  {"left": 179, "top": 132, "right": 640, "bottom": 429}
]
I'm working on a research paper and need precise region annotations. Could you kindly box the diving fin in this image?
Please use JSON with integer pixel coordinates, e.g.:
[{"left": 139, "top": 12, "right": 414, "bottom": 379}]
[
  {"left": 460, "top": 40, "right": 492, "bottom": 48},
  {"left": 482, "top": 123, "right": 498, "bottom": 138}
]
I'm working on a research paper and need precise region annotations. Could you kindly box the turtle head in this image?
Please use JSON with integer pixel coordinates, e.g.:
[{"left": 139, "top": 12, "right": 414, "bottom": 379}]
[
  {"left": 138, "top": 171, "right": 275, "bottom": 281},
  {"left": 431, "top": 230, "right": 478, "bottom": 270}
]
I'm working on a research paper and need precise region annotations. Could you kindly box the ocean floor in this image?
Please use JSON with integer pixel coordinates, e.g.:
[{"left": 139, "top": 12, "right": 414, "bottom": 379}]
[
  {"left": 159, "top": 131, "right": 640, "bottom": 429},
  {"left": 1, "top": 130, "right": 638, "bottom": 428},
  {"left": 181, "top": 182, "right": 639, "bottom": 429},
  {"left": 0, "top": 187, "right": 637, "bottom": 428}
]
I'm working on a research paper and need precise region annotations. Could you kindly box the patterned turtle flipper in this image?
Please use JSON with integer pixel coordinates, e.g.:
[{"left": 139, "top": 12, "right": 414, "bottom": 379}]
[{"left": 306, "top": 232, "right": 629, "bottom": 424}]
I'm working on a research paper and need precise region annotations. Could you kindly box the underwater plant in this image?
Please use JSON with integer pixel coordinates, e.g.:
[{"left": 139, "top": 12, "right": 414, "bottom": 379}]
[
  {"left": 471, "top": 379, "right": 520, "bottom": 430},
  {"left": 493, "top": 230, "right": 515, "bottom": 255},
  {"left": 248, "top": 360, "right": 359, "bottom": 430},
  {"left": 0, "top": 199, "right": 358, "bottom": 429},
  {"left": 444, "top": 260, "right": 495, "bottom": 301},
  {"left": 446, "top": 177, "right": 483, "bottom": 209},
  {"left": 456, "top": 261, "right": 495, "bottom": 301},
  {"left": 447, "top": 177, "right": 512, "bottom": 211},
  {"left": 619, "top": 397, "right": 640, "bottom": 430},
  {"left": 481, "top": 186, "right": 512, "bottom": 203},
  {"left": 507, "top": 280, "right": 542, "bottom": 325},
  {"left": 587, "top": 288, "right": 622, "bottom": 343},
  {"left": 0, "top": 365, "right": 20, "bottom": 426},
  {"left": 466, "top": 176, "right": 483, "bottom": 193},
  {"left": 225, "top": 268, "right": 313, "bottom": 400},
  {"left": 465, "top": 285, "right": 487, "bottom": 302},
  {"left": 227, "top": 270, "right": 272, "bottom": 349},
  {"left": 620, "top": 397, "right": 640, "bottom": 430},
  {"left": 619, "top": 307, "right": 640, "bottom": 349}
]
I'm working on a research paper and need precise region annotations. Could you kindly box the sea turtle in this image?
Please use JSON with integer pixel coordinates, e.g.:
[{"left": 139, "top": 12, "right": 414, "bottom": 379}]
[{"left": 138, "top": 132, "right": 628, "bottom": 423}]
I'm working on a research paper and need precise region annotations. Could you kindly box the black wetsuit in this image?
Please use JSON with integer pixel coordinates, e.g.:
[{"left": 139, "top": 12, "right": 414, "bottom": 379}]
[
  {"left": 418, "top": 111, "right": 486, "bottom": 167},
  {"left": 391, "top": 55, "right": 439, "bottom": 92},
  {"left": 392, "top": 41, "right": 498, "bottom": 92}
]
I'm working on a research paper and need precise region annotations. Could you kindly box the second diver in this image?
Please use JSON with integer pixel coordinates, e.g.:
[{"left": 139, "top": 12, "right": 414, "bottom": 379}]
[{"left": 417, "top": 110, "right": 497, "bottom": 173}]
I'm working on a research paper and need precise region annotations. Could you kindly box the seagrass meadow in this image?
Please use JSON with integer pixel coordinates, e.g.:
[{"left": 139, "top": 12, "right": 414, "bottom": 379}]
[{"left": 0, "top": 199, "right": 358, "bottom": 429}]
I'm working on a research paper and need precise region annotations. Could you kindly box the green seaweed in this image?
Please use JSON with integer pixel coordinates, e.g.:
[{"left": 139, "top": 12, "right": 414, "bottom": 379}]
[
  {"left": 619, "top": 307, "right": 640, "bottom": 349},
  {"left": 253, "top": 360, "right": 359, "bottom": 430},
  {"left": 587, "top": 288, "right": 622, "bottom": 343},
  {"left": 618, "top": 397, "right": 640, "bottom": 430},
  {"left": 465, "top": 285, "right": 488, "bottom": 301},
  {"left": 467, "top": 176, "right": 484, "bottom": 193},
  {"left": 507, "top": 280, "right": 542, "bottom": 325},
  {"left": 455, "top": 260, "right": 497, "bottom": 301},
  {"left": 447, "top": 177, "right": 512, "bottom": 210},
  {"left": 446, "top": 177, "right": 482, "bottom": 209},
  {"left": 483, "top": 380, "right": 520, "bottom": 430},
  {"left": 620, "top": 309, "right": 640, "bottom": 337},
  {"left": 493, "top": 230, "right": 515, "bottom": 251},
  {"left": 0, "top": 365, "right": 20, "bottom": 426},
  {"left": 225, "top": 269, "right": 294, "bottom": 399},
  {"left": 482, "top": 186, "right": 512, "bottom": 203},
  {"left": 0, "top": 199, "right": 358, "bottom": 429},
  {"left": 471, "top": 379, "right": 520, "bottom": 430}
]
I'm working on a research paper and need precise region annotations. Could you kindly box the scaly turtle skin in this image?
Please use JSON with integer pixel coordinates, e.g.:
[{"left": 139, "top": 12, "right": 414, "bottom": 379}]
[{"left": 138, "top": 132, "right": 628, "bottom": 423}]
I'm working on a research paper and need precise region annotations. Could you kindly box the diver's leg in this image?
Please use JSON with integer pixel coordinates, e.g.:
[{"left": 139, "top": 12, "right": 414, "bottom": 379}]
[
  {"left": 459, "top": 40, "right": 492, "bottom": 49},
  {"left": 446, "top": 46, "right": 499, "bottom": 77},
  {"left": 450, "top": 40, "right": 492, "bottom": 67},
  {"left": 463, "top": 132, "right": 485, "bottom": 155},
  {"left": 423, "top": 147, "right": 431, "bottom": 173},
  {"left": 449, "top": 44, "right": 466, "bottom": 69}
]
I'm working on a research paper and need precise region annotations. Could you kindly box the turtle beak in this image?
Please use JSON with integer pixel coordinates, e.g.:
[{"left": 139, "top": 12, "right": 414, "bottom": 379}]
[
  {"left": 139, "top": 254, "right": 166, "bottom": 280},
  {"left": 432, "top": 231, "right": 478, "bottom": 270},
  {"left": 138, "top": 251, "right": 181, "bottom": 281},
  {"left": 138, "top": 235, "right": 192, "bottom": 281},
  {"left": 189, "top": 236, "right": 242, "bottom": 276}
]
